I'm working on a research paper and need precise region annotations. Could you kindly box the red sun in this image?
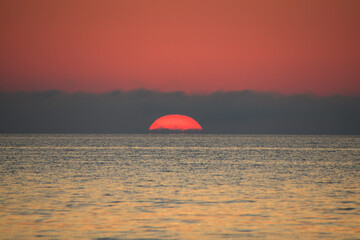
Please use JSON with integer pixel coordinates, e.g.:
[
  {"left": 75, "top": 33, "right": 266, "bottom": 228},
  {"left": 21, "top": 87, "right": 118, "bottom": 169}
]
[{"left": 149, "top": 114, "right": 202, "bottom": 132}]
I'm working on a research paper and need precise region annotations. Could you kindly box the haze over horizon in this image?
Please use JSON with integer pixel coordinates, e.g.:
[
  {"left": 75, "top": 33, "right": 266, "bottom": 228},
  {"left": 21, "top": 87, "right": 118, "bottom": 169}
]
[{"left": 1, "top": 89, "right": 359, "bottom": 134}]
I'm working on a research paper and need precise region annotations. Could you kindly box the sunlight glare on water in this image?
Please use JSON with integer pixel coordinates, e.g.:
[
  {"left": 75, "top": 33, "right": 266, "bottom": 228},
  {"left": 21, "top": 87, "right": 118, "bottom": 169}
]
[{"left": 0, "top": 134, "right": 359, "bottom": 239}]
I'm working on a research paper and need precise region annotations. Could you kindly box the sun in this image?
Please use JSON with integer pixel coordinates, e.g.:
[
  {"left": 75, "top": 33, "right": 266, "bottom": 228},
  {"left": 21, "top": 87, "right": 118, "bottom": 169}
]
[{"left": 149, "top": 114, "right": 202, "bottom": 132}]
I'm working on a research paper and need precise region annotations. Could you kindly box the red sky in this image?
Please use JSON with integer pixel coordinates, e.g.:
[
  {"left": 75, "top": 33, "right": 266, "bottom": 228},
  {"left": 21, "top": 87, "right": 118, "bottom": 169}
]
[{"left": 0, "top": 0, "right": 359, "bottom": 95}]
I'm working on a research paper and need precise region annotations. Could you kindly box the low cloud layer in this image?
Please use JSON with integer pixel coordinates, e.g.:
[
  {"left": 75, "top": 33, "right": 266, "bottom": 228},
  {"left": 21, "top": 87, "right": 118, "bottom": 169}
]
[{"left": 1, "top": 90, "right": 359, "bottom": 134}]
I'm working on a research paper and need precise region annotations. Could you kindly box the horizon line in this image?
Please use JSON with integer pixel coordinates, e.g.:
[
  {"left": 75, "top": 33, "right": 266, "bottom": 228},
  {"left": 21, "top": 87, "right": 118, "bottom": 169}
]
[{"left": 1, "top": 88, "right": 360, "bottom": 97}]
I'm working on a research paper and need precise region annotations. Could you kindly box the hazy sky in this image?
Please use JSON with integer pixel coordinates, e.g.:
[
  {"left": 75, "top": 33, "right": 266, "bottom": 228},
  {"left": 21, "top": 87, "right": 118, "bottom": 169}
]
[
  {"left": 1, "top": 90, "right": 359, "bottom": 134},
  {"left": 1, "top": 0, "right": 359, "bottom": 95}
]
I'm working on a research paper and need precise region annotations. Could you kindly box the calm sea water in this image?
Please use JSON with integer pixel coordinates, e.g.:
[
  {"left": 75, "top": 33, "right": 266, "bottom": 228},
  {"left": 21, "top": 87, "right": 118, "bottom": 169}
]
[{"left": 0, "top": 134, "right": 359, "bottom": 239}]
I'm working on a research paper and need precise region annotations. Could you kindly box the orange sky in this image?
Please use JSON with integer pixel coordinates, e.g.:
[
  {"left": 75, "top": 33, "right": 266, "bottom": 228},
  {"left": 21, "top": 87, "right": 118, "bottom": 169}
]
[{"left": 0, "top": 0, "right": 359, "bottom": 95}]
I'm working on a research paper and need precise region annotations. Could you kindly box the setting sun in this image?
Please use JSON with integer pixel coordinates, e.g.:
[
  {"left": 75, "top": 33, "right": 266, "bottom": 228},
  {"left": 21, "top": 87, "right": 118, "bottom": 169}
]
[{"left": 149, "top": 114, "right": 202, "bottom": 132}]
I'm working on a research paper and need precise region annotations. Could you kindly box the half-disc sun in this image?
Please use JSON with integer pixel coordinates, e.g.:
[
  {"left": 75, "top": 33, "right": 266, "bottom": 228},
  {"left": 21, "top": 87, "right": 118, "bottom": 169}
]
[{"left": 149, "top": 114, "right": 202, "bottom": 132}]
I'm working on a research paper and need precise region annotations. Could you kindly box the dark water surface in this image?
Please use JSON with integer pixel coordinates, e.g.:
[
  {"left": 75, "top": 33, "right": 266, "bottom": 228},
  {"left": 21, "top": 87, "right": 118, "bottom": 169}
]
[{"left": 0, "top": 134, "right": 359, "bottom": 239}]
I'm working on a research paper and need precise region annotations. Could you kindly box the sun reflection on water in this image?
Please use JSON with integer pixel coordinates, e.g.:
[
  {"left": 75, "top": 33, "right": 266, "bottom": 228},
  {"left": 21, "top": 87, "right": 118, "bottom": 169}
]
[{"left": 0, "top": 134, "right": 359, "bottom": 239}]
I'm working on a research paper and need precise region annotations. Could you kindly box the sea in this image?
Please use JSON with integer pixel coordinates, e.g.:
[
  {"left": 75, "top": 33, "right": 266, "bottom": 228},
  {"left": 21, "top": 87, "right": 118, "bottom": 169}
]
[{"left": 0, "top": 134, "right": 359, "bottom": 240}]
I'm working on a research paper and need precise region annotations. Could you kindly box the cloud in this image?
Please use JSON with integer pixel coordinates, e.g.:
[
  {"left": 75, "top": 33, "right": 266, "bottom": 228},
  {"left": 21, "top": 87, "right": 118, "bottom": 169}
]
[{"left": 0, "top": 89, "right": 359, "bottom": 134}]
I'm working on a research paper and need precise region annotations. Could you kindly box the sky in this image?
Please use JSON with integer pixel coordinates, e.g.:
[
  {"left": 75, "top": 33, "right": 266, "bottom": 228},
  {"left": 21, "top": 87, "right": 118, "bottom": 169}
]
[{"left": 1, "top": 0, "right": 360, "bottom": 95}]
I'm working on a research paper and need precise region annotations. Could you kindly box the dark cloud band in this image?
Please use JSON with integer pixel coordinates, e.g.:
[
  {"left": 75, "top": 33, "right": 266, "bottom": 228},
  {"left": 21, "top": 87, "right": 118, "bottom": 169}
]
[{"left": 1, "top": 90, "right": 359, "bottom": 134}]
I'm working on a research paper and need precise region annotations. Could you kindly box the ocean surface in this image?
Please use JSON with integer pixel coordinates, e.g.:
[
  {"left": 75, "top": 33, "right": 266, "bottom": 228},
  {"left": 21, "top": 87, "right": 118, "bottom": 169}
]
[{"left": 0, "top": 134, "right": 359, "bottom": 239}]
